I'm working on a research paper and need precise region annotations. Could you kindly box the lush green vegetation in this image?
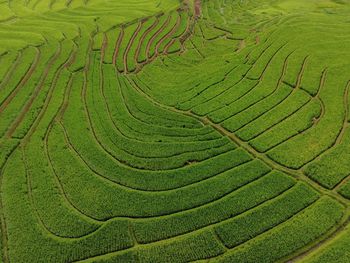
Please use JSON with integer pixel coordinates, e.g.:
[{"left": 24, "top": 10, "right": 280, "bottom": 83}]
[{"left": 1, "top": 0, "right": 350, "bottom": 262}]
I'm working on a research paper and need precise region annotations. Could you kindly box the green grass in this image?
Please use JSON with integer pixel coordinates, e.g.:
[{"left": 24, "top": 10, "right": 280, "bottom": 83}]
[{"left": 1, "top": 0, "right": 350, "bottom": 262}]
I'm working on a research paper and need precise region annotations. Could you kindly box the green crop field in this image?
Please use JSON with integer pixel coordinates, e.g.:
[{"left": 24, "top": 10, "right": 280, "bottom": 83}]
[{"left": 1, "top": 0, "right": 350, "bottom": 262}]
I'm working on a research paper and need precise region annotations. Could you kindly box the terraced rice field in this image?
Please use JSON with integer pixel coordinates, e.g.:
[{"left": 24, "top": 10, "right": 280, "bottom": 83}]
[{"left": 1, "top": 0, "right": 350, "bottom": 262}]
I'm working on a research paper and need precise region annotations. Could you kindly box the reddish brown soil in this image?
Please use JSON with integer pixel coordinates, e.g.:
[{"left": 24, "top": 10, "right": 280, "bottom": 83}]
[
  {"left": 123, "top": 22, "right": 143, "bottom": 72},
  {"left": 0, "top": 48, "right": 41, "bottom": 115},
  {"left": 113, "top": 28, "right": 124, "bottom": 65},
  {"left": 6, "top": 44, "right": 62, "bottom": 138},
  {"left": 194, "top": 0, "right": 201, "bottom": 18}
]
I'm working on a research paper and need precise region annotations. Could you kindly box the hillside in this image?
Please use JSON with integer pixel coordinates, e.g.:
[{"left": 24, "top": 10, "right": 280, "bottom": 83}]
[{"left": 1, "top": 0, "right": 350, "bottom": 262}]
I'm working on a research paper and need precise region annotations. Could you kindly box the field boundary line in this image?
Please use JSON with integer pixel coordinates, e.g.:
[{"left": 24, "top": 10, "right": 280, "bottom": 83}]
[
  {"left": 0, "top": 51, "right": 22, "bottom": 91},
  {"left": 218, "top": 50, "right": 295, "bottom": 124},
  {"left": 126, "top": 74, "right": 350, "bottom": 206},
  {"left": 0, "top": 47, "right": 41, "bottom": 114},
  {"left": 72, "top": 183, "right": 314, "bottom": 263},
  {"left": 6, "top": 42, "right": 63, "bottom": 138}
]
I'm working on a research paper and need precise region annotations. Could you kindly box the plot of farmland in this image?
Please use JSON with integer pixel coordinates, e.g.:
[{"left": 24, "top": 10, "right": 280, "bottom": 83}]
[{"left": 1, "top": 0, "right": 350, "bottom": 262}]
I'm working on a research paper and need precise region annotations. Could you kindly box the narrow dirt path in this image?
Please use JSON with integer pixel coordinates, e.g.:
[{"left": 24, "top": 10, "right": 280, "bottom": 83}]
[
  {"left": 112, "top": 28, "right": 124, "bottom": 66},
  {"left": 336, "top": 80, "right": 350, "bottom": 145},
  {"left": 123, "top": 22, "right": 143, "bottom": 73},
  {"left": 0, "top": 47, "right": 41, "bottom": 114},
  {"left": 194, "top": 0, "right": 202, "bottom": 18},
  {"left": 22, "top": 40, "right": 77, "bottom": 143},
  {"left": 134, "top": 18, "right": 159, "bottom": 64},
  {"left": 312, "top": 69, "right": 327, "bottom": 126},
  {"left": 6, "top": 43, "right": 62, "bottom": 138},
  {"left": 0, "top": 51, "right": 22, "bottom": 91},
  {"left": 155, "top": 12, "right": 181, "bottom": 55},
  {"left": 146, "top": 15, "right": 171, "bottom": 59}
]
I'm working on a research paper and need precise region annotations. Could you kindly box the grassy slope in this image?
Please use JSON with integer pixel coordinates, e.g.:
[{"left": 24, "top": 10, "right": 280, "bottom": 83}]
[{"left": 1, "top": 0, "right": 350, "bottom": 262}]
